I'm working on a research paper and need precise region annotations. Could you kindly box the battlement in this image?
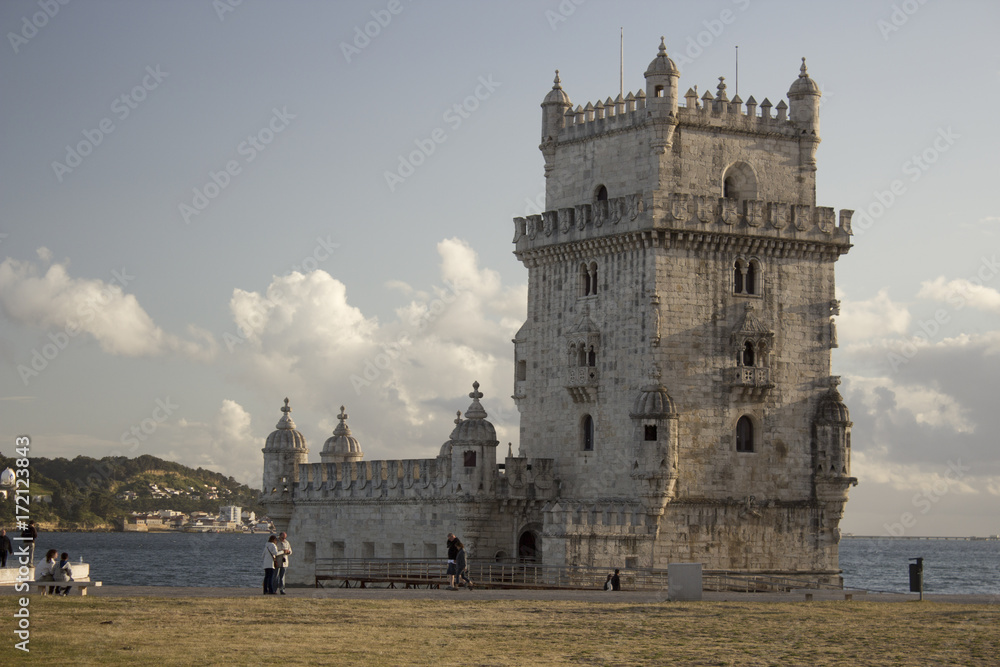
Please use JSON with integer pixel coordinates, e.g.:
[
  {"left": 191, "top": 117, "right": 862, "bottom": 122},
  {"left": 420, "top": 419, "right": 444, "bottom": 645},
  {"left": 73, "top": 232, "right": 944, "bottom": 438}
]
[
  {"left": 513, "top": 194, "right": 852, "bottom": 258},
  {"left": 555, "top": 87, "right": 798, "bottom": 144},
  {"left": 284, "top": 454, "right": 558, "bottom": 501}
]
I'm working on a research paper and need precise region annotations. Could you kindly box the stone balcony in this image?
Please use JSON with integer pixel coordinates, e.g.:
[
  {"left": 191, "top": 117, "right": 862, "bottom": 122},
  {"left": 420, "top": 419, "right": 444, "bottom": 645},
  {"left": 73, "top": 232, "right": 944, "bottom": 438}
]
[
  {"left": 731, "top": 366, "right": 773, "bottom": 401},
  {"left": 566, "top": 365, "right": 598, "bottom": 403}
]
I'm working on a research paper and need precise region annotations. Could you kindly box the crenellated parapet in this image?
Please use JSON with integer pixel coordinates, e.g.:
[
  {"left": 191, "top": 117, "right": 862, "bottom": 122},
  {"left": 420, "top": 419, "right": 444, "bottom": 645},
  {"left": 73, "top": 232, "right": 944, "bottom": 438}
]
[
  {"left": 514, "top": 194, "right": 852, "bottom": 261},
  {"left": 542, "top": 500, "right": 648, "bottom": 538}
]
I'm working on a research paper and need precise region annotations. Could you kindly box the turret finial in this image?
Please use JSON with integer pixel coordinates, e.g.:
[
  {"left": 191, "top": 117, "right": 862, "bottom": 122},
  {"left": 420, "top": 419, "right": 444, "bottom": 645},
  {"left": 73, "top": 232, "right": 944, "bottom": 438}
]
[
  {"left": 553, "top": 69, "right": 562, "bottom": 88},
  {"left": 658, "top": 36, "right": 666, "bottom": 56},
  {"left": 800, "top": 57, "right": 808, "bottom": 77},
  {"left": 454, "top": 410, "right": 463, "bottom": 426},
  {"left": 282, "top": 397, "right": 291, "bottom": 414},
  {"left": 338, "top": 405, "right": 348, "bottom": 423}
]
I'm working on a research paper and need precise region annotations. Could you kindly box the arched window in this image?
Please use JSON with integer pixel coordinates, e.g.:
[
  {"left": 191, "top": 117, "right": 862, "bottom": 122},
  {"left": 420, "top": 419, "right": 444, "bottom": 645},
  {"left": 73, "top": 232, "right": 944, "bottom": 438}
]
[
  {"left": 734, "top": 258, "right": 763, "bottom": 296},
  {"left": 736, "top": 416, "right": 754, "bottom": 453},
  {"left": 587, "top": 345, "right": 596, "bottom": 367},
  {"left": 518, "top": 531, "right": 538, "bottom": 562},
  {"left": 582, "top": 415, "right": 594, "bottom": 451},
  {"left": 734, "top": 260, "right": 745, "bottom": 294},
  {"left": 742, "top": 341, "right": 755, "bottom": 367},
  {"left": 720, "top": 162, "right": 758, "bottom": 202},
  {"left": 654, "top": 85, "right": 664, "bottom": 98},
  {"left": 595, "top": 185, "right": 608, "bottom": 201}
]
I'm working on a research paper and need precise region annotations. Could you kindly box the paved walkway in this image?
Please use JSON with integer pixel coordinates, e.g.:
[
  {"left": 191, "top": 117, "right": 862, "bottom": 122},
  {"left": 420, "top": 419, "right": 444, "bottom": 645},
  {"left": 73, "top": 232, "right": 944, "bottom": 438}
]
[{"left": 3, "top": 585, "right": 995, "bottom": 604}]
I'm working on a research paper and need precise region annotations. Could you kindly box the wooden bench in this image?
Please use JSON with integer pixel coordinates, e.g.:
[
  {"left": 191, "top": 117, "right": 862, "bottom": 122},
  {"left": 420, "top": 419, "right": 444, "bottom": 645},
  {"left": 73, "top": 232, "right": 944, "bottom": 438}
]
[
  {"left": 29, "top": 580, "right": 102, "bottom": 596},
  {"left": 792, "top": 588, "right": 865, "bottom": 602}
]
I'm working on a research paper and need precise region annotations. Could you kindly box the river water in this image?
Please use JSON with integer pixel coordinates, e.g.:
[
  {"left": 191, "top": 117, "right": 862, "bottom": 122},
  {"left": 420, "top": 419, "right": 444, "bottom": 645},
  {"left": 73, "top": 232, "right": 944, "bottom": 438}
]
[{"left": 24, "top": 532, "right": 1000, "bottom": 594}]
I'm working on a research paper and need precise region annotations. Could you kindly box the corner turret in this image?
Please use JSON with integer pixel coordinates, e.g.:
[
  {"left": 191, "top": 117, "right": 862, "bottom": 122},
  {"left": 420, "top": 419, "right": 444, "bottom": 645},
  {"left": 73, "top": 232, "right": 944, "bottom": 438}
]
[
  {"left": 644, "top": 36, "right": 680, "bottom": 112},
  {"left": 787, "top": 58, "right": 822, "bottom": 168}
]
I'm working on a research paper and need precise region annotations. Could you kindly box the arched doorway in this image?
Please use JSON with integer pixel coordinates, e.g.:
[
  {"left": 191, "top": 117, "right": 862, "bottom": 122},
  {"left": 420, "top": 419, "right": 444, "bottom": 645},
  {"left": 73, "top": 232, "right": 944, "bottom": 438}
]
[{"left": 517, "top": 531, "right": 539, "bottom": 563}]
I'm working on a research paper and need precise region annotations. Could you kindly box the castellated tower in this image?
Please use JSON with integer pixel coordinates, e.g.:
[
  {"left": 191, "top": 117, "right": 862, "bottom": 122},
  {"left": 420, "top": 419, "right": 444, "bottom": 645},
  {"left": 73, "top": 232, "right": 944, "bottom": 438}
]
[
  {"left": 514, "top": 38, "right": 856, "bottom": 575},
  {"left": 262, "top": 38, "right": 856, "bottom": 587}
]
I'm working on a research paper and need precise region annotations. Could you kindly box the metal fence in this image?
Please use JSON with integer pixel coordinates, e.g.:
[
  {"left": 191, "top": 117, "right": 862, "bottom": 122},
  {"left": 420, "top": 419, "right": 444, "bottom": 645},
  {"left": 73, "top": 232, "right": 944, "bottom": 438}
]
[{"left": 312, "top": 558, "right": 844, "bottom": 592}]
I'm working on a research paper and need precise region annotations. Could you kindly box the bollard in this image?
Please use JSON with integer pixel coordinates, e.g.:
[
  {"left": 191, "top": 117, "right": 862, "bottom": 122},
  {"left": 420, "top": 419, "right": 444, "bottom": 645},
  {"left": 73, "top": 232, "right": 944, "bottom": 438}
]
[{"left": 908, "top": 557, "right": 924, "bottom": 601}]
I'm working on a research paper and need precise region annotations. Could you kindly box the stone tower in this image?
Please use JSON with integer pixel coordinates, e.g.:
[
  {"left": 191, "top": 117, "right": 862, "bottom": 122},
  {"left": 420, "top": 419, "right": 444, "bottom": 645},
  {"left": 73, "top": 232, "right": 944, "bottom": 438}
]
[{"left": 512, "top": 39, "right": 857, "bottom": 575}]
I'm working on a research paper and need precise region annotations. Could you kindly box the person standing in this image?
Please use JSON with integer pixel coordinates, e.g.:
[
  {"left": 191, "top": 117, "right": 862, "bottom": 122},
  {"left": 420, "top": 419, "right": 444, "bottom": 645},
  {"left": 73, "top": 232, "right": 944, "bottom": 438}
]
[
  {"left": 454, "top": 539, "right": 474, "bottom": 590},
  {"left": 262, "top": 535, "right": 280, "bottom": 595},
  {"left": 0, "top": 529, "right": 13, "bottom": 568},
  {"left": 611, "top": 568, "right": 621, "bottom": 591},
  {"left": 21, "top": 520, "right": 38, "bottom": 566},
  {"left": 276, "top": 531, "right": 292, "bottom": 595},
  {"left": 445, "top": 533, "right": 458, "bottom": 590}
]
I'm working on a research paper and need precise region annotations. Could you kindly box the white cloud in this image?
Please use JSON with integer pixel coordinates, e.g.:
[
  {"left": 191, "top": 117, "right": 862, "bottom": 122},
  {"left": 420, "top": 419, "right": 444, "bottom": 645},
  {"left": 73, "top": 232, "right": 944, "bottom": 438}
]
[
  {"left": 837, "top": 289, "right": 911, "bottom": 343},
  {"left": 0, "top": 256, "right": 216, "bottom": 360},
  {"left": 847, "top": 375, "right": 975, "bottom": 433},
  {"left": 224, "top": 238, "right": 527, "bottom": 460},
  {"left": 918, "top": 276, "right": 1000, "bottom": 313}
]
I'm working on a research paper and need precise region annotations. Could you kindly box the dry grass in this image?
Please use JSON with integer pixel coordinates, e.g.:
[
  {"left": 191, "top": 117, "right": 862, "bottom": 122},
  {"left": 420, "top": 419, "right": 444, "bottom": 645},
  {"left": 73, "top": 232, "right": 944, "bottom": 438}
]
[{"left": 2, "top": 596, "right": 997, "bottom": 666}]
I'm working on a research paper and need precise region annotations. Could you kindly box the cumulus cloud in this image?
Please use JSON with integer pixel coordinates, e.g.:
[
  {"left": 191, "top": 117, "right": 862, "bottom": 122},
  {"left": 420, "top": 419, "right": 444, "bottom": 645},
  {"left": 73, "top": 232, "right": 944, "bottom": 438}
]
[
  {"left": 918, "top": 276, "right": 1000, "bottom": 314},
  {"left": 0, "top": 255, "right": 216, "bottom": 360},
  {"left": 837, "top": 289, "right": 911, "bottom": 343},
  {"left": 223, "top": 238, "right": 526, "bottom": 460},
  {"left": 161, "top": 400, "right": 262, "bottom": 486}
]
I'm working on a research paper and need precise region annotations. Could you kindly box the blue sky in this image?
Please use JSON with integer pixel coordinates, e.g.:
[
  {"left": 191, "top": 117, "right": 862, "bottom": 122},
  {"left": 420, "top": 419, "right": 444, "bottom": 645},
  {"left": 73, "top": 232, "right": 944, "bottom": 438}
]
[{"left": 1, "top": 0, "right": 998, "bottom": 536}]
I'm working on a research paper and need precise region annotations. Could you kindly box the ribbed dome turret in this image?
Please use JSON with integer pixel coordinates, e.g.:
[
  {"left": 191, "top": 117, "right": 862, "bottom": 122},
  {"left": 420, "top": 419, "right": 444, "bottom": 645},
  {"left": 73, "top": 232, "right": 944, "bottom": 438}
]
[
  {"left": 264, "top": 398, "right": 308, "bottom": 451},
  {"left": 542, "top": 70, "right": 572, "bottom": 106},
  {"left": 816, "top": 380, "right": 851, "bottom": 424},
  {"left": 788, "top": 57, "right": 821, "bottom": 96},
  {"left": 321, "top": 406, "right": 363, "bottom": 462},
  {"left": 630, "top": 384, "right": 678, "bottom": 419},
  {"left": 644, "top": 37, "right": 679, "bottom": 78},
  {"left": 448, "top": 381, "right": 497, "bottom": 443},
  {"left": 0, "top": 467, "right": 15, "bottom": 487}
]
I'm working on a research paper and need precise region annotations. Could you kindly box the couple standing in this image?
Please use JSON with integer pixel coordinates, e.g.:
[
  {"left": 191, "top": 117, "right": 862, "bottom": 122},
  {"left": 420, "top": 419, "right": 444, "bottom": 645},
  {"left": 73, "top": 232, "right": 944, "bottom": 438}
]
[
  {"left": 262, "top": 532, "right": 292, "bottom": 594},
  {"left": 445, "top": 532, "right": 473, "bottom": 590}
]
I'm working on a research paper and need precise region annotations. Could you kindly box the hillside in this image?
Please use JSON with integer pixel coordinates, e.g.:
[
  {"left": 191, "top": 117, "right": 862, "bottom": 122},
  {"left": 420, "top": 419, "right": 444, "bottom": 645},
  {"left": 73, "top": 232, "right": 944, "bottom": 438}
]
[{"left": 0, "top": 453, "right": 263, "bottom": 531}]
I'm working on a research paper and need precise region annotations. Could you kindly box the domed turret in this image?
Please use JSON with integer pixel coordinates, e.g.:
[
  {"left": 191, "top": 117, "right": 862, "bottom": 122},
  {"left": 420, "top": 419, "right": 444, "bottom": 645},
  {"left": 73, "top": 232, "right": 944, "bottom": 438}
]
[
  {"left": 0, "top": 467, "right": 15, "bottom": 487},
  {"left": 787, "top": 58, "right": 821, "bottom": 167},
  {"left": 630, "top": 384, "right": 678, "bottom": 419},
  {"left": 262, "top": 398, "right": 309, "bottom": 495},
  {"left": 447, "top": 382, "right": 499, "bottom": 495},
  {"left": 644, "top": 37, "right": 680, "bottom": 113},
  {"left": 816, "top": 385, "right": 851, "bottom": 425},
  {"left": 541, "top": 70, "right": 573, "bottom": 143},
  {"left": 321, "top": 406, "right": 363, "bottom": 463}
]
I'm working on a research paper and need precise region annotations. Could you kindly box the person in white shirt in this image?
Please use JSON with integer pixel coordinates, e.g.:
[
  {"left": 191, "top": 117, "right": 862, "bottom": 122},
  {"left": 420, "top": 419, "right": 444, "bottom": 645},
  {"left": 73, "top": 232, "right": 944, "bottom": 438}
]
[
  {"left": 262, "top": 536, "right": 280, "bottom": 594},
  {"left": 276, "top": 532, "right": 292, "bottom": 595}
]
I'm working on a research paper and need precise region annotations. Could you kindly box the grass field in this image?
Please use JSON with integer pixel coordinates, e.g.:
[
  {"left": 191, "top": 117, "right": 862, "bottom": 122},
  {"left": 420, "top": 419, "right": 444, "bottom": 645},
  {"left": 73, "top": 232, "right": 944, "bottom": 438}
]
[{"left": 2, "top": 596, "right": 997, "bottom": 665}]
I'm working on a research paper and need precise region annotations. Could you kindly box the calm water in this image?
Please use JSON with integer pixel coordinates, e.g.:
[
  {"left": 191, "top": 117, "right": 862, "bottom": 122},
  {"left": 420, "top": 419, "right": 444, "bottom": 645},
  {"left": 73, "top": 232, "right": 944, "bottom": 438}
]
[{"left": 26, "top": 532, "right": 1000, "bottom": 594}]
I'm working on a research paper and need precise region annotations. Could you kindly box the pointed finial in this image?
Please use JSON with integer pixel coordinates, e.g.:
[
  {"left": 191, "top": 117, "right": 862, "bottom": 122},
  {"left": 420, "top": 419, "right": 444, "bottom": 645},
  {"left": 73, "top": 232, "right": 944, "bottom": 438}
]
[
  {"left": 465, "top": 381, "right": 488, "bottom": 421},
  {"left": 282, "top": 398, "right": 291, "bottom": 414},
  {"left": 508, "top": 442, "right": 513, "bottom": 457},
  {"left": 469, "top": 381, "right": 483, "bottom": 401},
  {"left": 454, "top": 410, "right": 463, "bottom": 426},
  {"left": 799, "top": 57, "right": 808, "bottom": 77},
  {"left": 658, "top": 36, "right": 666, "bottom": 56},
  {"left": 338, "top": 406, "right": 348, "bottom": 422},
  {"left": 553, "top": 69, "right": 562, "bottom": 89},
  {"left": 717, "top": 76, "right": 727, "bottom": 92}
]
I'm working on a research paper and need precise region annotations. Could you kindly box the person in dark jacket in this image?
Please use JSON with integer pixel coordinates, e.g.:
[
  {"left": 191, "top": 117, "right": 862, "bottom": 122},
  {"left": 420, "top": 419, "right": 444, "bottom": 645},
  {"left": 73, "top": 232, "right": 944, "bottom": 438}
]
[
  {"left": 0, "top": 529, "right": 13, "bottom": 568},
  {"left": 454, "top": 539, "right": 473, "bottom": 590},
  {"left": 446, "top": 533, "right": 459, "bottom": 590},
  {"left": 611, "top": 568, "right": 621, "bottom": 591}
]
